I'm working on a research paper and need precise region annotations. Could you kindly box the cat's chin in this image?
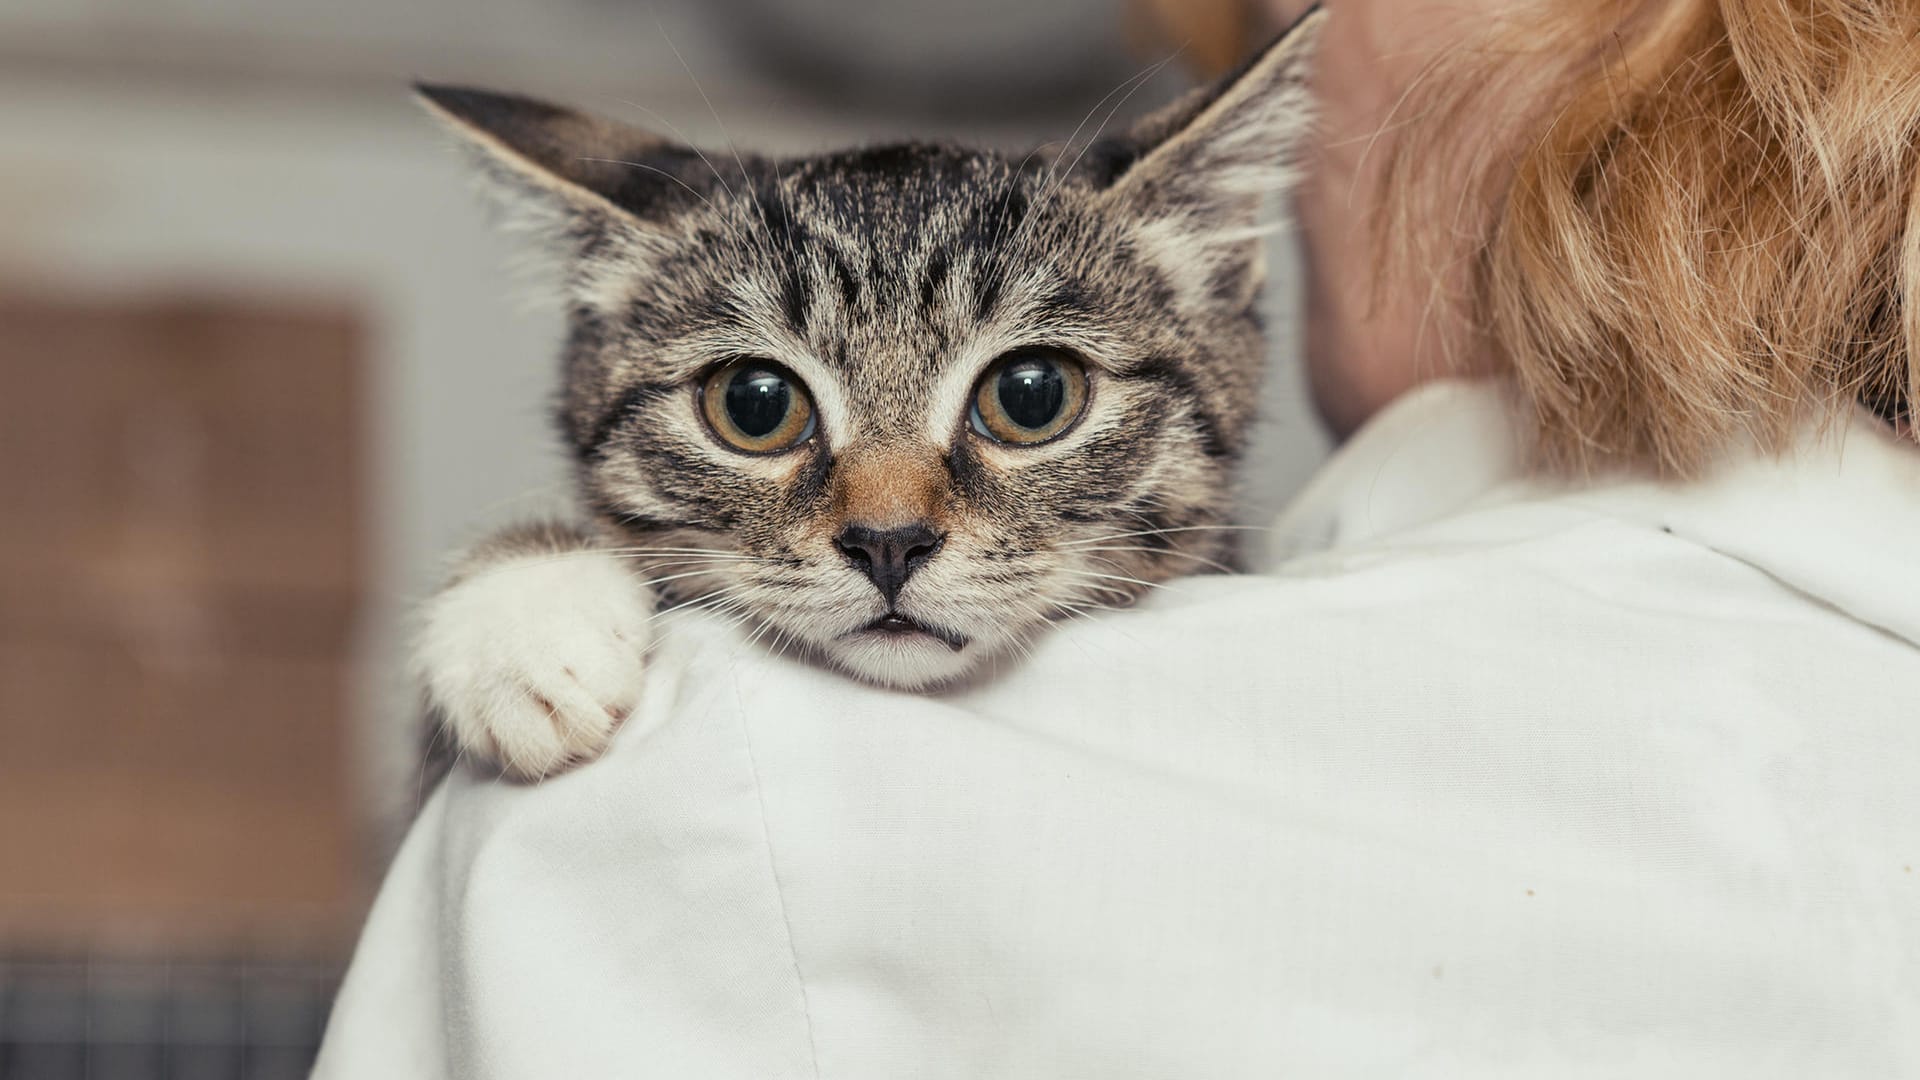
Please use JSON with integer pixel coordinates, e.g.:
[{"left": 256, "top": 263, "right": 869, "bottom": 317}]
[{"left": 824, "top": 624, "right": 989, "bottom": 692}]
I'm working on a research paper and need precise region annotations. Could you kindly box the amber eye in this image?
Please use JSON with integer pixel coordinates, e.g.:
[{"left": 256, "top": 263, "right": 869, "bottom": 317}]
[
  {"left": 700, "top": 358, "right": 816, "bottom": 454},
  {"left": 970, "top": 348, "right": 1090, "bottom": 445}
]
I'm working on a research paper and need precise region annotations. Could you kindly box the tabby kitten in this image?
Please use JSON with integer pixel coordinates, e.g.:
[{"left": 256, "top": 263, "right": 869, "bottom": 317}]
[{"left": 415, "top": 13, "right": 1322, "bottom": 778}]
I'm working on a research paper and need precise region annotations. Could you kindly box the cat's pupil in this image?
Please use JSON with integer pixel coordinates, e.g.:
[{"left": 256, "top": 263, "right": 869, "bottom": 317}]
[
  {"left": 996, "top": 359, "right": 1066, "bottom": 430},
  {"left": 725, "top": 368, "right": 792, "bottom": 438}
]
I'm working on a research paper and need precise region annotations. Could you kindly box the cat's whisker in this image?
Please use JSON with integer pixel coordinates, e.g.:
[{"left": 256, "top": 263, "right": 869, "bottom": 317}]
[
  {"left": 658, "top": 22, "right": 776, "bottom": 245},
  {"left": 614, "top": 561, "right": 746, "bottom": 584},
  {"left": 741, "top": 615, "right": 782, "bottom": 654},
  {"left": 989, "top": 64, "right": 1159, "bottom": 291},
  {"left": 597, "top": 545, "right": 759, "bottom": 557},
  {"left": 1059, "top": 523, "right": 1273, "bottom": 548},
  {"left": 450, "top": 546, "right": 766, "bottom": 595},
  {"left": 760, "top": 151, "right": 801, "bottom": 280},
  {"left": 724, "top": 599, "right": 766, "bottom": 632},
  {"left": 606, "top": 562, "right": 753, "bottom": 577},
  {"left": 1069, "top": 586, "right": 1136, "bottom": 607},
  {"left": 770, "top": 624, "right": 804, "bottom": 664},
  {"left": 982, "top": 144, "right": 1048, "bottom": 287},
  {"left": 641, "top": 25, "right": 742, "bottom": 203},
  {"left": 608, "top": 96, "right": 755, "bottom": 236},
  {"left": 647, "top": 586, "right": 745, "bottom": 623},
  {"left": 1049, "top": 571, "right": 1136, "bottom": 602},
  {"left": 663, "top": 594, "right": 754, "bottom": 636},
  {"left": 1078, "top": 553, "right": 1158, "bottom": 583},
  {"left": 1001, "top": 624, "right": 1038, "bottom": 666},
  {"left": 1072, "top": 545, "right": 1236, "bottom": 573},
  {"left": 601, "top": 549, "right": 758, "bottom": 560},
  {"left": 605, "top": 554, "right": 760, "bottom": 567},
  {"left": 1082, "top": 557, "right": 1152, "bottom": 591},
  {"left": 987, "top": 51, "right": 1178, "bottom": 298},
  {"left": 1053, "top": 567, "right": 1170, "bottom": 593},
  {"left": 437, "top": 545, "right": 677, "bottom": 590},
  {"left": 1049, "top": 51, "right": 1180, "bottom": 196},
  {"left": 691, "top": 604, "right": 756, "bottom": 640},
  {"left": 579, "top": 157, "right": 721, "bottom": 213},
  {"left": 1049, "top": 599, "right": 1116, "bottom": 629},
  {"left": 1045, "top": 59, "right": 1163, "bottom": 182}
]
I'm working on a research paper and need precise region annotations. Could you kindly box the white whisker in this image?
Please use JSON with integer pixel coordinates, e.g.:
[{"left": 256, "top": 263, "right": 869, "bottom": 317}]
[
  {"left": 1054, "top": 568, "right": 1169, "bottom": 588},
  {"left": 610, "top": 96, "right": 750, "bottom": 213},
  {"left": 578, "top": 157, "right": 719, "bottom": 212},
  {"left": 658, "top": 23, "right": 774, "bottom": 239},
  {"left": 988, "top": 51, "right": 1180, "bottom": 298},
  {"left": 1060, "top": 523, "right": 1272, "bottom": 548},
  {"left": 1072, "top": 545, "right": 1236, "bottom": 573}
]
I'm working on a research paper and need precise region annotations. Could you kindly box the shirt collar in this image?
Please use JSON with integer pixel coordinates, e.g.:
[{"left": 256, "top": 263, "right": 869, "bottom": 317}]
[
  {"left": 1262, "top": 379, "right": 1527, "bottom": 561},
  {"left": 1264, "top": 378, "right": 1920, "bottom": 650}
]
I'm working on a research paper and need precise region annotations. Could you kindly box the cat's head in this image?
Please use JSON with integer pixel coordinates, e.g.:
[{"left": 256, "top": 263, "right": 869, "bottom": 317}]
[{"left": 421, "top": 12, "right": 1320, "bottom": 690}]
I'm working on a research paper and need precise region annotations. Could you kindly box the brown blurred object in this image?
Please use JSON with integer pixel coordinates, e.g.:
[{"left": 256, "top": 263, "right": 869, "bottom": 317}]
[
  {"left": 1128, "top": 0, "right": 1261, "bottom": 78},
  {"left": 0, "top": 296, "right": 365, "bottom": 953}
]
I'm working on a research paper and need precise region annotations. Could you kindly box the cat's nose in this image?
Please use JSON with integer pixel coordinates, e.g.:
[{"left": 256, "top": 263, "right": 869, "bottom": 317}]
[{"left": 836, "top": 523, "right": 945, "bottom": 605}]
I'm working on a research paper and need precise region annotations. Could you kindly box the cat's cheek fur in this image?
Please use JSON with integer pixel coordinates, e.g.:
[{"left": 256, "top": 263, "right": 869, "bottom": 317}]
[{"left": 414, "top": 551, "right": 652, "bottom": 780}]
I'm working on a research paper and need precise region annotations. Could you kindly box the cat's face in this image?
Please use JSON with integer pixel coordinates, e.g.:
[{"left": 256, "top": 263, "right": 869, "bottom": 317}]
[{"left": 422, "top": 12, "right": 1319, "bottom": 689}]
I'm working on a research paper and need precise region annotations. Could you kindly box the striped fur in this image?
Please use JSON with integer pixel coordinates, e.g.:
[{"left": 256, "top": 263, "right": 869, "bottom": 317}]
[{"left": 413, "top": 13, "right": 1322, "bottom": 778}]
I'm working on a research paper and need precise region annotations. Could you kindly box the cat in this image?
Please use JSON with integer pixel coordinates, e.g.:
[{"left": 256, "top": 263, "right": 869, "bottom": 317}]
[{"left": 413, "top": 10, "right": 1322, "bottom": 779}]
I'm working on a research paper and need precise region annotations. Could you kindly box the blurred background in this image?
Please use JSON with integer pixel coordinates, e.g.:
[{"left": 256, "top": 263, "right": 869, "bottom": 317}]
[{"left": 0, "top": 0, "right": 1324, "bottom": 1073}]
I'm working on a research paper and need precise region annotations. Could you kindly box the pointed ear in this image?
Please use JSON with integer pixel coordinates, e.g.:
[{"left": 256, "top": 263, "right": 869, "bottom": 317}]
[
  {"left": 1101, "top": 8, "right": 1323, "bottom": 221},
  {"left": 414, "top": 83, "right": 723, "bottom": 239},
  {"left": 416, "top": 84, "right": 739, "bottom": 305}
]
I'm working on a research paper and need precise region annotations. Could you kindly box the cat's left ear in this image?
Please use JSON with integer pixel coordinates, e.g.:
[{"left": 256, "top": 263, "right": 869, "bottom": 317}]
[{"left": 1098, "top": 8, "right": 1323, "bottom": 233}]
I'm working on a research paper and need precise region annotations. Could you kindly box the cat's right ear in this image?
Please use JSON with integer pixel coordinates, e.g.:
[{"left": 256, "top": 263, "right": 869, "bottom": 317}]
[{"left": 414, "top": 84, "right": 709, "bottom": 248}]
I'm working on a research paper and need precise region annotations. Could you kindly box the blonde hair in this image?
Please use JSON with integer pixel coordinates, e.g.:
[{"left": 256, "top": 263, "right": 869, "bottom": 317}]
[{"left": 1383, "top": 0, "right": 1920, "bottom": 473}]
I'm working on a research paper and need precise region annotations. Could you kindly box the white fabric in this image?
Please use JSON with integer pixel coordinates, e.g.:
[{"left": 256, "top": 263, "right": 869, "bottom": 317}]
[{"left": 317, "top": 381, "right": 1920, "bottom": 1078}]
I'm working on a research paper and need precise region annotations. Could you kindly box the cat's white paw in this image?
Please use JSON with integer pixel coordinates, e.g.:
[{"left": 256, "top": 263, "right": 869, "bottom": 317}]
[{"left": 416, "top": 550, "right": 652, "bottom": 780}]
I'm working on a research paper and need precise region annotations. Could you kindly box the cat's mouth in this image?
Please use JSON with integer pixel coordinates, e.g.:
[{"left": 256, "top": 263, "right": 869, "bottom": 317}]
[{"left": 849, "top": 613, "right": 968, "bottom": 653}]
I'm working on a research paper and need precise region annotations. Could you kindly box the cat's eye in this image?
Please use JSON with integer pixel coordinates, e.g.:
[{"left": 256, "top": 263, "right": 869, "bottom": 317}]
[
  {"left": 969, "top": 348, "right": 1089, "bottom": 446},
  {"left": 700, "top": 358, "right": 817, "bottom": 455}
]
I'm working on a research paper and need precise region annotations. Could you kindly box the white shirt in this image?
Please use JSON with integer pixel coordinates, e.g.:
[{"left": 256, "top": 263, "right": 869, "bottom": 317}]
[{"left": 317, "top": 380, "right": 1920, "bottom": 1078}]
